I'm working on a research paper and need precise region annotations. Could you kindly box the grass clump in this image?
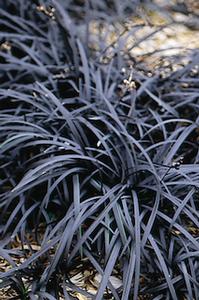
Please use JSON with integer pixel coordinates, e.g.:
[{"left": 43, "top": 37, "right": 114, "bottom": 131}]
[{"left": 0, "top": 0, "right": 199, "bottom": 299}]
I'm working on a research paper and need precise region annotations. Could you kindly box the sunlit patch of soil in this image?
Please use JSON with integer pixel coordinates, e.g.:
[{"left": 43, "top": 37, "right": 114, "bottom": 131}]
[{"left": 88, "top": 7, "right": 199, "bottom": 74}]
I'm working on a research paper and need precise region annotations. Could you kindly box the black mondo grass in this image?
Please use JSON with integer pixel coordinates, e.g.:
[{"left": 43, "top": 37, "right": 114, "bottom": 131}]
[{"left": 1, "top": 0, "right": 199, "bottom": 299}]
